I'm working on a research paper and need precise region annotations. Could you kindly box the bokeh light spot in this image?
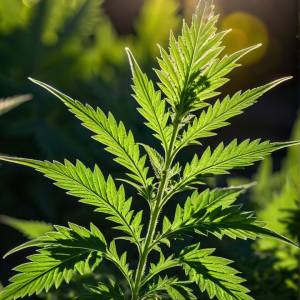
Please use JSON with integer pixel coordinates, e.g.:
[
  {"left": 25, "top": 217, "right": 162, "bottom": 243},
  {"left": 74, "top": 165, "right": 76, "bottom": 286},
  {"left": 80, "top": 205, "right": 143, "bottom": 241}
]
[
  {"left": 220, "top": 12, "right": 269, "bottom": 66},
  {"left": 22, "top": 0, "right": 40, "bottom": 7},
  {"left": 41, "top": 32, "right": 58, "bottom": 46}
]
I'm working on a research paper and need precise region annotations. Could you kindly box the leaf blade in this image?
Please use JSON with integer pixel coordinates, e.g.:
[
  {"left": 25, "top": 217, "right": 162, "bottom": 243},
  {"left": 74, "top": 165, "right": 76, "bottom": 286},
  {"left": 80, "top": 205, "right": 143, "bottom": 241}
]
[
  {"left": 29, "top": 78, "right": 152, "bottom": 194},
  {"left": 179, "top": 243, "right": 253, "bottom": 300},
  {"left": 0, "top": 223, "right": 106, "bottom": 300},
  {"left": 0, "top": 156, "right": 141, "bottom": 248},
  {"left": 176, "top": 77, "right": 292, "bottom": 151}
]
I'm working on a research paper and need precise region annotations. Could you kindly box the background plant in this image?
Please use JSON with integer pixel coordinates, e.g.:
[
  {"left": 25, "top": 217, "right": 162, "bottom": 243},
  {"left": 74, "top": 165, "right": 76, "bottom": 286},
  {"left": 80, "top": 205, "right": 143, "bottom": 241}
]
[
  {"left": 0, "top": 2, "right": 181, "bottom": 290},
  {"left": 0, "top": 1, "right": 182, "bottom": 297},
  {"left": 225, "top": 118, "right": 299, "bottom": 300},
  {"left": 0, "top": 1, "right": 299, "bottom": 300}
]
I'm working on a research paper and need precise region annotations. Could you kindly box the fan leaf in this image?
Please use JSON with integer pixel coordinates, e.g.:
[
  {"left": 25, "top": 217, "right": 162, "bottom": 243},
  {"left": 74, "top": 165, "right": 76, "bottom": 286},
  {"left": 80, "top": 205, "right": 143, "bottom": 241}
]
[
  {"left": 0, "top": 156, "right": 142, "bottom": 247},
  {"left": 175, "top": 77, "right": 292, "bottom": 152},
  {"left": 29, "top": 78, "right": 153, "bottom": 197},
  {"left": 0, "top": 223, "right": 106, "bottom": 300},
  {"left": 179, "top": 243, "right": 253, "bottom": 300},
  {"left": 158, "top": 186, "right": 299, "bottom": 248}
]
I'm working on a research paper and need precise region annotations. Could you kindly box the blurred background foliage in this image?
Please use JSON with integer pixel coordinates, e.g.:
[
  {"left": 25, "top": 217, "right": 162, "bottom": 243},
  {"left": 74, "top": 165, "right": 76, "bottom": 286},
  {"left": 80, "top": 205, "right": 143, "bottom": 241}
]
[
  {"left": 227, "top": 118, "right": 300, "bottom": 300},
  {"left": 0, "top": 0, "right": 298, "bottom": 299}
]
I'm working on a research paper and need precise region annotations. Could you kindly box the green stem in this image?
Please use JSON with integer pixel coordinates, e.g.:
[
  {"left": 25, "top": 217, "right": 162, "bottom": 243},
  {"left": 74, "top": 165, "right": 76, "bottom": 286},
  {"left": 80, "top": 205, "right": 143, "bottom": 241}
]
[
  {"left": 131, "top": 120, "right": 181, "bottom": 300},
  {"left": 132, "top": 26, "right": 202, "bottom": 297}
]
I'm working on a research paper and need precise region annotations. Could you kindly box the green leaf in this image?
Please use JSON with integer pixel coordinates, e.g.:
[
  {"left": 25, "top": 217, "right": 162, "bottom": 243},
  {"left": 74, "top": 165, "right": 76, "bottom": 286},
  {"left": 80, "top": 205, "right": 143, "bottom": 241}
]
[
  {"left": 78, "top": 280, "right": 125, "bottom": 300},
  {"left": 254, "top": 168, "right": 300, "bottom": 250},
  {"left": 141, "top": 254, "right": 179, "bottom": 287},
  {"left": 162, "top": 216, "right": 172, "bottom": 234},
  {"left": 0, "top": 223, "right": 106, "bottom": 300},
  {"left": 107, "top": 241, "right": 134, "bottom": 288},
  {"left": 0, "top": 156, "right": 141, "bottom": 247},
  {"left": 179, "top": 243, "right": 253, "bottom": 300},
  {"left": 155, "top": 0, "right": 217, "bottom": 116},
  {"left": 140, "top": 144, "right": 164, "bottom": 179},
  {"left": 173, "top": 139, "right": 300, "bottom": 192},
  {"left": 164, "top": 283, "right": 196, "bottom": 300},
  {"left": 29, "top": 78, "right": 153, "bottom": 193},
  {"left": 155, "top": 0, "right": 260, "bottom": 118},
  {"left": 126, "top": 49, "right": 172, "bottom": 150},
  {"left": 0, "top": 215, "right": 53, "bottom": 240},
  {"left": 160, "top": 186, "right": 299, "bottom": 248},
  {"left": 191, "top": 44, "right": 261, "bottom": 107},
  {"left": 175, "top": 77, "right": 291, "bottom": 152},
  {"left": 0, "top": 94, "right": 32, "bottom": 116},
  {"left": 140, "top": 276, "right": 195, "bottom": 300}
]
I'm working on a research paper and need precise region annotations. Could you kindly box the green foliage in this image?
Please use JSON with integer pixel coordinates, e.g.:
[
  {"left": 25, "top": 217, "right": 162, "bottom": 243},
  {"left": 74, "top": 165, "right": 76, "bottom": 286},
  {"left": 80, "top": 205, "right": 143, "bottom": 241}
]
[
  {"left": 0, "top": 95, "right": 32, "bottom": 116},
  {"left": 0, "top": 215, "right": 53, "bottom": 240},
  {"left": 75, "top": 0, "right": 181, "bottom": 79},
  {"left": 78, "top": 280, "right": 125, "bottom": 300},
  {"left": 155, "top": 186, "right": 298, "bottom": 248},
  {"left": 0, "top": 1, "right": 299, "bottom": 300},
  {"left": 252, "top": 118, "right": 300, "bottom": 240},
  {"left": 1, "top": 223, "right": 106, "bottom": 300},
  {"left": 141, "top": 276, "right": 196, "bottom": 300},
  {"left": 133, "top": 0, "right": 181, "bottom": 61},
  {"left": 0, "top": 0, "right": 180, "bottom": 162},
  {"left": 179, "top": 243, "right": 252, "bottom": 300},
  {"left": 175, "top": 78, "right": 290, "bottom": 151},
  {"left": 0, "top": 0, "right": 31, "bottom": 34},
  {"left": 0, "top": 93, "right": 51, "bottom": 244},
  {"left": 226, "top": 118, "right": 300, "bottom": 299},
  {"left": 251, "top": 118, "right": 299, "bottom": 295},
  {"left": 0, "top": 157, "right": 143, "bottom": 249}
]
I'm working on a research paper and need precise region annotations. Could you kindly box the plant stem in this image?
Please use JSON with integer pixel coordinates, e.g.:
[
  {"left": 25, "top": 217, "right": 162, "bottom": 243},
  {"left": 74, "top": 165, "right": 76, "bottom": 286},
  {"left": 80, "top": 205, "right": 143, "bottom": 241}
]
[{"left": 131, "top": 121, "right": 181, "bottom": 300}]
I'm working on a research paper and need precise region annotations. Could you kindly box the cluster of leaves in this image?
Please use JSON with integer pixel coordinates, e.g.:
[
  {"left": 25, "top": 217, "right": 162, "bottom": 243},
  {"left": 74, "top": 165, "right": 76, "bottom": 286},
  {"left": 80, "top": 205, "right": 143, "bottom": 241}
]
[
  {"left": 0, "top": 1, "right": 181, "bottom": 298},
  {"left": 253, "top": 119, "right": 299, "bottom": 253},
  {"left": 0, "top": 1, "right": 299, "bottom": 300},
  {"left": 0, "top": 0, "right": 181, "bottom": 265},
  {"left": 0, "top": 0, "right": 181, "bottom": 160},
  {"left": 227, "top": 118, "right": 299, "bottom": 299}
]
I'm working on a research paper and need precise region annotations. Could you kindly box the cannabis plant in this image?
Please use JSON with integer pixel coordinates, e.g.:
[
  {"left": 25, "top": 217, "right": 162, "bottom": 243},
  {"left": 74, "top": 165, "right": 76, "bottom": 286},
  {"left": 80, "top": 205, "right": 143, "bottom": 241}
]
[
  {"left": 0, "top": 1, "right": 299, "bottom": 300},
  {"left": 223, "top": 119, "right": 299, "bottom": 300}
]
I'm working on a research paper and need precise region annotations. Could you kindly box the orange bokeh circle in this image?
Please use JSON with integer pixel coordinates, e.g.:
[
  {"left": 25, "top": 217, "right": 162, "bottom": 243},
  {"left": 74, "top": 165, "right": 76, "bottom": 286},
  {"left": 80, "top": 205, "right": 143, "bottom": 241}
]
[{"left": 220, "top": 12, "right": 269, "bottom": 66}]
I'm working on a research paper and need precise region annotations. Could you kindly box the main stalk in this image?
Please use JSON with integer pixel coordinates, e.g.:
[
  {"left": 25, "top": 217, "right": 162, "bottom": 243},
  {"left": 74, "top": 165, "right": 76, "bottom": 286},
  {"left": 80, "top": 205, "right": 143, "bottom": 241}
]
[{"left": 131, "top": 121, "right": 181, "bottom": 300}]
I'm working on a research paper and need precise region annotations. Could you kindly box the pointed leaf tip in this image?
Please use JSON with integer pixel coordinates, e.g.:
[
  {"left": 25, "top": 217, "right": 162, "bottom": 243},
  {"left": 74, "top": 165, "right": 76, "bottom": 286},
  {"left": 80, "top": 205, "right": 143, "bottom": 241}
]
[{"left": 28, "top": 77, "right": 37, "bottom": 83}]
